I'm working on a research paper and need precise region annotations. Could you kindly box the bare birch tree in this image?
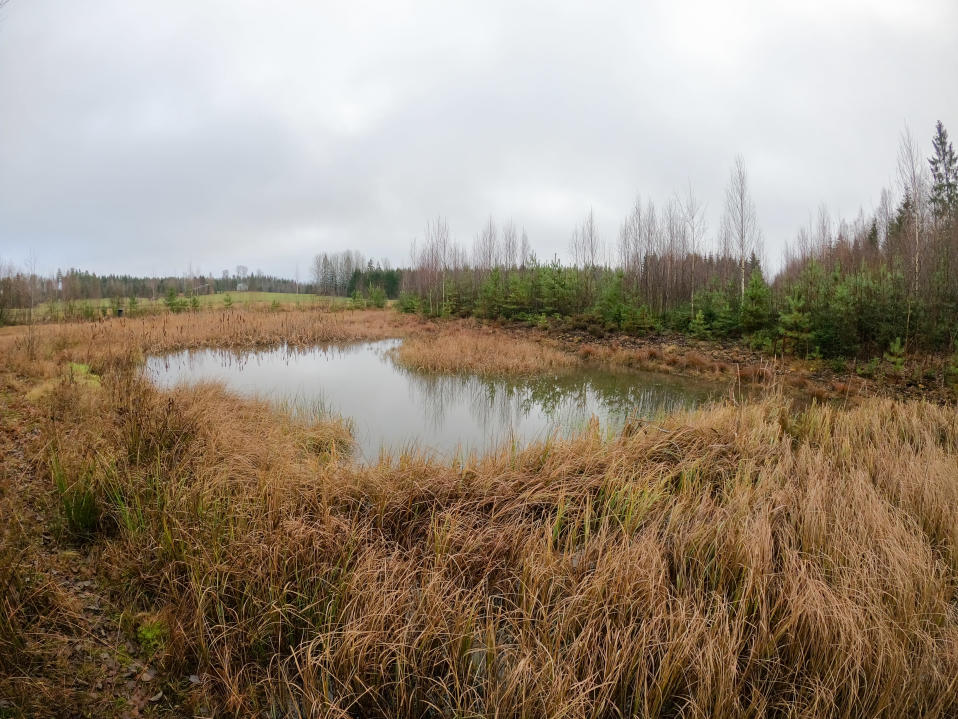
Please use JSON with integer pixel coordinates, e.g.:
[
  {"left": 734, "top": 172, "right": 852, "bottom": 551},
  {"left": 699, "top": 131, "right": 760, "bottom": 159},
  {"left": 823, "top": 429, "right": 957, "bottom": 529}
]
[
  {"left": 474, "top": 216, "right": 498, "bottom": 272},
  {"left": 581, "top": 208, "right": 600, "bottom": 269},
  {"left": 502, "top": 221, "right": 518, "bottom": 269},
  {"left": 721, "top": 155, "right": 760, "bottom": 302},
  {"left": 680, "top": 183, "right": 707, "bottom": 315},
  {"left": 898, "top": 129, "right": 930, "bottom": 292},
  {"left": 876, "top": 187, "right": 894, "bottom": 250},
  {"left": 897, "top": 127, "right": 931, "bottom": 344},
  {"left": 815, "top": 204, "right": 833, "bottom": 258},
  {"left": 519, "top": 229, "right": 531, "bottom": 270}
]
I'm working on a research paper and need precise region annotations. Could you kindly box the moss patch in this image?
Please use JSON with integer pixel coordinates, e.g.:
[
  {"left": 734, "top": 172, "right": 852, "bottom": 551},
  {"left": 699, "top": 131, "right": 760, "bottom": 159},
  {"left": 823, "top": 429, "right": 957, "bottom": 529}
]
[{"left": 25, "top": 363, "right": 101, "bottom": 402}]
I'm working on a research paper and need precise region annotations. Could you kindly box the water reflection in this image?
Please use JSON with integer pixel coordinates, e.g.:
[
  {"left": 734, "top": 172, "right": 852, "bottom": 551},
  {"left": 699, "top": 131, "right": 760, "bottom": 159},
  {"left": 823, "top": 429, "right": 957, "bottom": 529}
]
[{"left": 145, "top": 340, "right": 725, "bottom": 461}]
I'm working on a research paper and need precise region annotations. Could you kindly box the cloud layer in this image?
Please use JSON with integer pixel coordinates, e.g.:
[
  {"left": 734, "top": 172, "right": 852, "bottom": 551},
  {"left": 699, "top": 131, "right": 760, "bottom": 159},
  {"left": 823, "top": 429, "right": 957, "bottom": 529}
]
[{"left": 1, "top": 1, "right": 956, "bottom": 277}]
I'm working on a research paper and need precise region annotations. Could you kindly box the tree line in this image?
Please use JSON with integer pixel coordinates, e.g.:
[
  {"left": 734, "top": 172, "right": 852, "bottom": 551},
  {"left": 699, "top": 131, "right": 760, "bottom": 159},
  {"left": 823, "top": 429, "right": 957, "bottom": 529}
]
[
  {"left": 3, "top": 122, "right": 956, "bottom": 361},
  {"left": 310, "top": 251, "right": 401, "bottom": 299},
  {"left": 399, "top": 123, "right": 958, "bottom": 359},
  {"left": 0, "top": 258, "right": 403, "bottom": 323}
]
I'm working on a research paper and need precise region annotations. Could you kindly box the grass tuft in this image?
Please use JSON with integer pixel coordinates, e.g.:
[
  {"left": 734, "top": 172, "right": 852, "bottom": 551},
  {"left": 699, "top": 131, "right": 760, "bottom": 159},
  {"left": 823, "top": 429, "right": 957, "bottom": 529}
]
[{"left": 51, "top": 455, "right": 100, "bottom": 539}]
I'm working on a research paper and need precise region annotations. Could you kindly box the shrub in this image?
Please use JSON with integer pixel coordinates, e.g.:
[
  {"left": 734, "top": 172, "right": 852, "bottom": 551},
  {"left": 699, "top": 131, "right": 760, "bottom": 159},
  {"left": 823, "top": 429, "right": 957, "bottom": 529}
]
[
  {"left": 689, "top": 310, "right": 709, "bottom": 339},
  {"left": 621, "top": 304, "right": 658, "bottom": 335},
  {"left": 883, "top": 337, "right": 906, "bottom": 373},
  {"left": 856, "top": 356, "right": 881, "bottom": 379},
  {"left": 397, "top": 292, "right": 419, "bottom": 314},
  {"left": 747, "top": 330, "right": 776, "bottom": 354},
  {"left": 368, "top": 286, "right": 387, "bottom": 308},
  {"left": 947, "top": 352, "right": 958, "bottom": 385},
  {"left": 829, "top": 357, "right": 848, "bottom": 373},
  {"left": 741, "top": 269, "right": 774, "bottom": 333},
  {"left": 594, "top": 271, "right": 629, "bottom": 329},
  {"left": 164, "top": 288, "right": 186, "bottom": 314},
  {"left": 778, "top": 293, "right": 812, "bottom": 357}
]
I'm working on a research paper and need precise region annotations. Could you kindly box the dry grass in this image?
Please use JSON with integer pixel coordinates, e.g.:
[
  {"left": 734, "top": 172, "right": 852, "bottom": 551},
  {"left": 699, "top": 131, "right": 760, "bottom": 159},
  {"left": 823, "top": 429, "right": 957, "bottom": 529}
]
[
  {"left": 3, "top": 310, "right": 958, "bottom": 717},
  {"left": 0, "top": 307, "right": 416, "bottom": 366},
  {"left": 395, "top": 325, "right": 578, "bottom": 376},
  {"left": 588, "top": 343, "right": 746, "bottom": 378},
  {"left": 0, "top": 306, "right": 782, "bottom": 389}
]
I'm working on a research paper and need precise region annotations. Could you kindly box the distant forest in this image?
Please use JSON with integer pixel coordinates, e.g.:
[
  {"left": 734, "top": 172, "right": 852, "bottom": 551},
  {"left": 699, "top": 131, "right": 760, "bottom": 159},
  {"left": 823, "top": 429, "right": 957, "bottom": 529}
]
[
  {"left": 401, "top": 123, "right": 958, "bottom": 358},
  {"left": 3, "top": 122, "right": 957, "bottom": 359},
  {"left": 0, "top": 257, "right": 402, "bottom": 311}
]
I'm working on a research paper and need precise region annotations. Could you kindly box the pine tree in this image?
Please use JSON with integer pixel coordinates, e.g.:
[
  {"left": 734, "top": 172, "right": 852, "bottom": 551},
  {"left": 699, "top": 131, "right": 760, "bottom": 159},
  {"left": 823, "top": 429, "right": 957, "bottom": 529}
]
[
  {"left": 778, "top": 293, "right": 812, "bottom": 358},
  {"left": 929, "top": 121, "right": 958, "bottom": 220},
  {"left": 689, "top": 309, "right": 709, "bottom": 339},
  {"left": 741, "top": 269, "right": 773, "bottom": 333}
]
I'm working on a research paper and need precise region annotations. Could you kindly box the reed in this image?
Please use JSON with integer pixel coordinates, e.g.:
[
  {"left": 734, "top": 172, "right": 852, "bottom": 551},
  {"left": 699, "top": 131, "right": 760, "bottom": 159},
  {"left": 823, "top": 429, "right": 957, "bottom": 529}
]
[
  {"left": 394, "top": 325, "right": 577, "bottom": 376},
  {"left": 2, "top": 309, "right": 957, "bottom": 717},
  {"left": 0, "top": 307, "right": 418, "bottom": 366}
]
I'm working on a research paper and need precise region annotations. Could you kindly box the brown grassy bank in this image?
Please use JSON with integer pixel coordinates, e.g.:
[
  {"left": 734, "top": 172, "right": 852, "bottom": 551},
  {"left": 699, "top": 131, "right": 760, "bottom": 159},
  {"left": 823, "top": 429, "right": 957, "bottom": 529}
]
[
  {"left": 2, "top": 306, "right": 864, "bottom": 403},
  {"left": 2, "top": 310, "right": 958, "bottom": 717},
  {"left": 8, "top": 302, "right": 953, "bottom": 403},
  {"left": 394, "top": 324, "right": 578, "bottom": 377},
  {"left": 0, "top": 307, "right": 416, "bottom": 358}
]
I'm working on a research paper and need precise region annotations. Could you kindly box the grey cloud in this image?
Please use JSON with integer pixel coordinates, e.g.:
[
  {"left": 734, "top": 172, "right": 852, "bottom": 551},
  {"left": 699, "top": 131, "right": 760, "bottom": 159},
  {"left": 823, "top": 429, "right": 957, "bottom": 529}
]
[{"left": 1, "top": 0, "right": 956, "bottom": 277}]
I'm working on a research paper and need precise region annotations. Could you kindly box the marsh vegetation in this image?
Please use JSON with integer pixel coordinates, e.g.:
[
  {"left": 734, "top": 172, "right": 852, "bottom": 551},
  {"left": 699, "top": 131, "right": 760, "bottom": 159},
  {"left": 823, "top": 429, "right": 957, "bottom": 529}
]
[{"left": 1, "top": 306, "right": 957, "bottom": 717}]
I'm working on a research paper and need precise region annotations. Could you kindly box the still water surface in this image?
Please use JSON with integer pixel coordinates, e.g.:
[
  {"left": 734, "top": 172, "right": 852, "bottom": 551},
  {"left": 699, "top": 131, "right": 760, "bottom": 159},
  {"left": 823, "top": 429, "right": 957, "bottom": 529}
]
[{"left": 146, "top": 340, "right": 725, "bottom": 460}]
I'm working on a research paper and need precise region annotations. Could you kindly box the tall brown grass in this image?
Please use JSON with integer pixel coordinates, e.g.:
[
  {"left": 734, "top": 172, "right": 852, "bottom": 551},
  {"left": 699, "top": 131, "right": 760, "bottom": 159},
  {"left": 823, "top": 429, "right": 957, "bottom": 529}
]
[
  {"left": 395, "top": 326, "right": 577, "bottom": 376},
  {"left": 3, "top": 311, "right": 957, "bottom": 716},
  {"left": 0, "top": 307, "right": 417, "bottom": 366},
  {"left": 0, "top": 307, "right": 784, "bottom": 391},
  {"left": 15, "top": 378, "right": 958, "bottom": 714}
]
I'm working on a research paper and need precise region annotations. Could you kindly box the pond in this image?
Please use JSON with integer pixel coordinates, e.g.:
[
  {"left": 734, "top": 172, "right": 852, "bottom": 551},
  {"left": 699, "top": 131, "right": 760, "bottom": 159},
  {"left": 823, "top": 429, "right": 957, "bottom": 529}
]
[{"left": 146, "top": 340, "right": 728, "bottom": 461}]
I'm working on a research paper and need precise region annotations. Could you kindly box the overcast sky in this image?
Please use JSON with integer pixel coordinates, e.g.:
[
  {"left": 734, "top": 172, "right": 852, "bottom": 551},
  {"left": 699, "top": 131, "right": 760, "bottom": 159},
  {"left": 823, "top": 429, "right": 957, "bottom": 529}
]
[{"left": 1, "top": 1, "right": 956, "bottom": 278}]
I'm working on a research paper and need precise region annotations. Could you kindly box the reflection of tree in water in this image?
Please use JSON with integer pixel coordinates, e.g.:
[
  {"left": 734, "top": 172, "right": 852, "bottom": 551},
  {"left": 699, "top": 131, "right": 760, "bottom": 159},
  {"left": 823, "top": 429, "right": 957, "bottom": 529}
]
[
  {"left": 398, "top": 364, "right": 721, "bottom": 439},
  {"left": 560, "top": 372, "right": 716, "bottom": 423},
  {"left": 148, "top": 341, "right": 727, "bottom": 455},
  {"left": 405, "top": 372, "right": 528, "bottom": 435},
  {"left": 149, "top": 340, "right": 401, "bottom": 383}
]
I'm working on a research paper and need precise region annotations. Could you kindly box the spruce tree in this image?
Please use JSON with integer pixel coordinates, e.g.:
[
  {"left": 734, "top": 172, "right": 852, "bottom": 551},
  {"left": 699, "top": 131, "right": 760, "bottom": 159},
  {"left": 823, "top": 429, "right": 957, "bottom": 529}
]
[{"left": 929, "top": 121, "right": 958, "bottom": 220}]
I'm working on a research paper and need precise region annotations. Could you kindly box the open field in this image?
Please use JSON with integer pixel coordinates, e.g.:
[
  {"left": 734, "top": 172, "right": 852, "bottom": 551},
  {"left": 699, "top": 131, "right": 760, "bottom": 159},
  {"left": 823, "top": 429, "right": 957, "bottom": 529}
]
[
  {"left": 183, "top": 291, "right": 342, "bottom": 307},
  {"left": 8, "top": 291, "right": 351, "bottom": 323},
  {"left": 2, "top": 307, "right": 958, "bottom": 717}
]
